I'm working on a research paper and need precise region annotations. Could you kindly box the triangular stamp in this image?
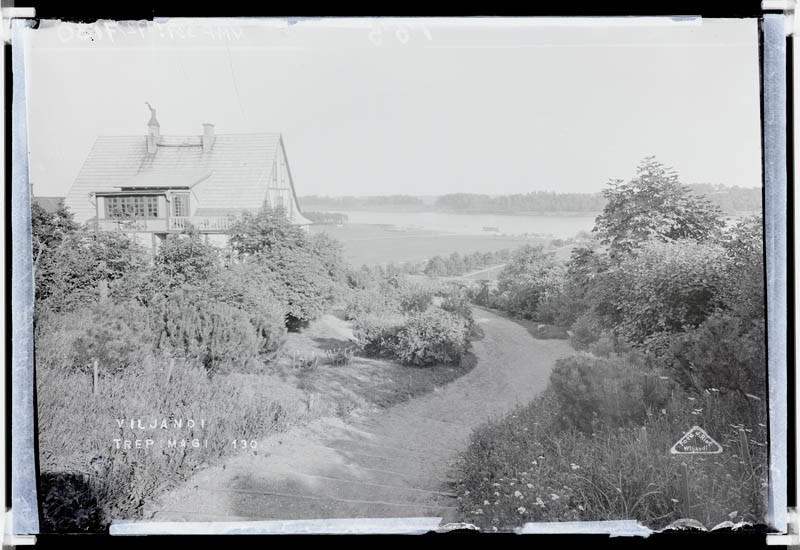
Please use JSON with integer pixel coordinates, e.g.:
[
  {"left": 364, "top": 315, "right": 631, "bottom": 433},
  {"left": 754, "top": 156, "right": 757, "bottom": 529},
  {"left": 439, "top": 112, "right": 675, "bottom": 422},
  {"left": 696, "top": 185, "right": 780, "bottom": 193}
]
[{"left": 670, "top": 425, "right": 723, "bottom": 454}]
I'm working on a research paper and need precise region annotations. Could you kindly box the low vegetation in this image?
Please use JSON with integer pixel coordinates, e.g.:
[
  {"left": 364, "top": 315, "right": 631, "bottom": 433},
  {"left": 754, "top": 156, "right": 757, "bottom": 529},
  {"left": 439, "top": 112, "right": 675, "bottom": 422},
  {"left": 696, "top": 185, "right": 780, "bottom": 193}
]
[
  {"left": 33, "top": 202, "right": 483, "bottom": 532},
  {"left": 455, "top": 158, "right": 768, "bottom": 529}
]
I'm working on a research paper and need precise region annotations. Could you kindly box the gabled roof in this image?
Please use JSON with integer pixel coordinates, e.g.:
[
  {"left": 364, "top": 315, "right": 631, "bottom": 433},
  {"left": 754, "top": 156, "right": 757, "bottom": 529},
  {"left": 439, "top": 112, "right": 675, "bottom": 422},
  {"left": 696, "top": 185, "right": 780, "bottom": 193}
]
[{"left": 65, "top": 133, "right": 284, "bottom": 223}]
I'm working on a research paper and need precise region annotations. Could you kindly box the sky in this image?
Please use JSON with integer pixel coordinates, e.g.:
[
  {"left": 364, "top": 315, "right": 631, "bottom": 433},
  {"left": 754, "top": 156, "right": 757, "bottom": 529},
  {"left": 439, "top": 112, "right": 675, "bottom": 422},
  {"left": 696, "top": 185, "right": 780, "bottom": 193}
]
[{"left": 23, "top": 17, "right": 762, "bottom": 198}]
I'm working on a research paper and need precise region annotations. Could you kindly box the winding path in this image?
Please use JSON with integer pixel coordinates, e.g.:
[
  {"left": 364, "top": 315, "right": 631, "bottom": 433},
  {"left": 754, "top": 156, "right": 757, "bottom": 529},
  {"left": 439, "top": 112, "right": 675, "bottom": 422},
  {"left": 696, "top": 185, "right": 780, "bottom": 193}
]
[{"left": 146, "top": 308, "right": 574, "bottom": 523}]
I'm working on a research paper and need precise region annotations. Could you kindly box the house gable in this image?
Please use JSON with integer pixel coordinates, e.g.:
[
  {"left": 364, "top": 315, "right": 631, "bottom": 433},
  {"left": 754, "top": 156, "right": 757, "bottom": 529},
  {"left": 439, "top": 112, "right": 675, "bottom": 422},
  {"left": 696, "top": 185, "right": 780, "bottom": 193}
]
[{"left": 65, "top": 129, "right": 309, "bottom": 226}]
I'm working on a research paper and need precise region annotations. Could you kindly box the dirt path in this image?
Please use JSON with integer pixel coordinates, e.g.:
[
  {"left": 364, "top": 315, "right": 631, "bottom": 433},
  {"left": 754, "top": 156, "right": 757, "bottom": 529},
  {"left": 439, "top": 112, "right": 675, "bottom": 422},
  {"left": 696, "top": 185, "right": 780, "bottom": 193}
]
[{"left": 146, "top": 308, "right": 574, "bottom": 524}]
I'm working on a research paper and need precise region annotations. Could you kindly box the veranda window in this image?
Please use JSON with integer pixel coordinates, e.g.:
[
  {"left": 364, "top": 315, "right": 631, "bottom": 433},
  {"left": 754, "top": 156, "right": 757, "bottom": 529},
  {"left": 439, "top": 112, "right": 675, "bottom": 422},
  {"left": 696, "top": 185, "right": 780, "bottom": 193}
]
[
  {"left": 172, "top": 193, "right": 189, "bottom": 217},
  {"left": 105, "top": 195, "right": 159, "bottom": 218}
]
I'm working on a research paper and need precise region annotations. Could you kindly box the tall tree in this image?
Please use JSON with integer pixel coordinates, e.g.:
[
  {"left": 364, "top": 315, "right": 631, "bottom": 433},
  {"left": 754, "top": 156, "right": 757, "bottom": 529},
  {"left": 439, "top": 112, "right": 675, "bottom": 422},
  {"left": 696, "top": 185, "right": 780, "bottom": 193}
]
[{"left": 593, "top": 157, "right": 724, "bottom": 256}]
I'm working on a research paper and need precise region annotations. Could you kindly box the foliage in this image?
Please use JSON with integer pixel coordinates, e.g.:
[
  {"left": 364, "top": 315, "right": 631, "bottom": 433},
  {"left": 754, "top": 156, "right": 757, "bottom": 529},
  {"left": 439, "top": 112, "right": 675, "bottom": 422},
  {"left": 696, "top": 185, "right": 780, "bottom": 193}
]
[
  {"left": 495, "top": 245, "right": 564, "bottom": 320},
  {"left": 153, "top": 290, "right": 278, "bottom": 375},
  {"left": 351, "top": 313, "right": 405, "bottom": 358},
  {"left": 149, "top": 231, "right": 220, "bottom": 293},
  {"left": 455, "top": 385, "right": 768, "bottom": 530},
  {"left": 35, "top": 229, "right": 149, "bottom": 312},
  {"left": 717, "top": 215, "right": 765, "bottom": 325},
  {"left": 393, "top": 309, "right": 470, "bottom": 366},
  {"left": 669, "top": 312, "right": 766, "bottom": 407},
  {"left": 549, "top": 352, "right": 669, "bottom": 432},
  {"left": 37, "top": 357, "right": 306, "bottom": 531},
  {"left": 35, "top": 301, "right": 155, "bottom": 376},
  {"left": 590, "top": 240, "right": 728, "bottom": 349},
  {"left": 228, "top": 206, "right": 307, "bottom": 257},
  {"left": 31, "top": 199, "right": 79, "bottom": 263},
  {"left": 593, "top": 157, "right": 725, "bottom": 256}
]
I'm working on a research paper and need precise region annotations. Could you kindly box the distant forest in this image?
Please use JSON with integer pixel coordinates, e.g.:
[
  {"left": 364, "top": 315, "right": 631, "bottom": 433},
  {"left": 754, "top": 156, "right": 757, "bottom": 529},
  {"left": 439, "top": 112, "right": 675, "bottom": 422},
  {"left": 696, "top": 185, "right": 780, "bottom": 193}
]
[{"left": 299, "top": 184, "right": 762, "bottom": 215}]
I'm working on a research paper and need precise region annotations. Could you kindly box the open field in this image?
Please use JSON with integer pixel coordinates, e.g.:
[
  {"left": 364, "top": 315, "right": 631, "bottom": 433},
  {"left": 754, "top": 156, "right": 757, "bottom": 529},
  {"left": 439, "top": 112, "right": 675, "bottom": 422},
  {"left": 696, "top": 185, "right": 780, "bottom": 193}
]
[{"left": 309, "top": 224, "right": 550, "bottom": 266}]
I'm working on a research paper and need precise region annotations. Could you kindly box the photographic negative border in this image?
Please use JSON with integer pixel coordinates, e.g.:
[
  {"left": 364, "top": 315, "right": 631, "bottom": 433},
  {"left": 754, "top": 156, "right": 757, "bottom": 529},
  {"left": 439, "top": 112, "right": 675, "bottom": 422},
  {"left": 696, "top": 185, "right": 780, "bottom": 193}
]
[{"left": 7, "top": 11, "right": 793, "bottom": 538}]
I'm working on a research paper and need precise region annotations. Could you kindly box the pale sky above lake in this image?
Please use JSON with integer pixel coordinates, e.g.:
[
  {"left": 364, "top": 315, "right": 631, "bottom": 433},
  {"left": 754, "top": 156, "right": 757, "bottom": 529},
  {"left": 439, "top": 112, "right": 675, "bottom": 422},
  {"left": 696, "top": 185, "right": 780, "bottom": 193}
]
[{"left": 23, "top": 17, "right": 762, "bottom": 198}]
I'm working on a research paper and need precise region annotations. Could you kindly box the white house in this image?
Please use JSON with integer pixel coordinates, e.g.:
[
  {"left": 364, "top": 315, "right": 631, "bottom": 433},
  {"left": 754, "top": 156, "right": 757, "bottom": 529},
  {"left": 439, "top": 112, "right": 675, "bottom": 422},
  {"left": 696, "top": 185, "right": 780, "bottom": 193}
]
[{"left": 64, "top": 105, "right": 311, "bottom": 251}]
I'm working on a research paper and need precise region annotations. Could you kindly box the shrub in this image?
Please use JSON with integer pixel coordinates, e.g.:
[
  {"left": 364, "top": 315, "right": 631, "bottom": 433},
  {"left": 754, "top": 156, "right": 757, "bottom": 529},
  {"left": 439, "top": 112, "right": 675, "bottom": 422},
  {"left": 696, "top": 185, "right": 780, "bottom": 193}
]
[
  {"left": 568, "top": 310, "right": 606, "bottom": 350},
  {"left": 154, "top": 291, "right": 274, "bottom": 375},
  {"left": 35, "top": 301, "right": 155, "bottom": 376},
  {"left": 351, "top": 313, "right": 405, "bottom": 358},
  {"left": 149, "top": 231, "right": 220, "bottom": 293},
  {"left": 669, "top": 312, "right": 767, "bottom": 406},
  {"left": 549, "top": 352, "right": 669, "bottom": 432},
  {"left": 394, "top": 309, "right": 469, "bottom": 366},
  {"left": 344, "top": 288, "right": 400, "bottom": 320},
  {"left": 440, "top": 287, "right": 474, "bottom": 327},
  {"left": 496, "top": 245, "right": 564, "bottom": 319},
  {"left": 397, "top": 282, "right": 435, "bottom": 314},
  {"left": 35, "top": 230, "right": 149, "bottom": 312},
  {"left": 588, "top": 240, "right": 727, "bottom": 347}
]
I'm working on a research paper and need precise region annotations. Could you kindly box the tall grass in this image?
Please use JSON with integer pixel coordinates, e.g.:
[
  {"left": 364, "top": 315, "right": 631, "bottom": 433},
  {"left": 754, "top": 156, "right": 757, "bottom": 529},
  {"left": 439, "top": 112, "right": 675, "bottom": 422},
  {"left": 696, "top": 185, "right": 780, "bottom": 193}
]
[
  {"left": 37, "top": 357, "right": 307, "bottom": 532},
  {"left": 454, "top": 377, "right": 768, "bottom": 530}
]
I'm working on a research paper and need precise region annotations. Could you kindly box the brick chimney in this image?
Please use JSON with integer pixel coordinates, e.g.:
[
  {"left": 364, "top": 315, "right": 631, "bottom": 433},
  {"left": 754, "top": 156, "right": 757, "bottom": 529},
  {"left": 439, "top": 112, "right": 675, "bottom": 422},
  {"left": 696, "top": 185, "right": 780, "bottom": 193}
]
[
  {"left": 145, "top": 102, "right": 160, "bottom": 154},
  {"left": 202, "top": 123, "right": 215, "bottom": 152}
]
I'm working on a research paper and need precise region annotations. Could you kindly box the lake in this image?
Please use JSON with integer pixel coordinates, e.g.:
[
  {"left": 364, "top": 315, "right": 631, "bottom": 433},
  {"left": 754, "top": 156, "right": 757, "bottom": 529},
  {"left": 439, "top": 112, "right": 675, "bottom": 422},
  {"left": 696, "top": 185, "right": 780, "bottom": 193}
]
[
  {"left": 309, "top": 211, "right": 597, "bottom": 266},
  {"left": 323, "top": 210, "right": 598, "bottom": 238}
]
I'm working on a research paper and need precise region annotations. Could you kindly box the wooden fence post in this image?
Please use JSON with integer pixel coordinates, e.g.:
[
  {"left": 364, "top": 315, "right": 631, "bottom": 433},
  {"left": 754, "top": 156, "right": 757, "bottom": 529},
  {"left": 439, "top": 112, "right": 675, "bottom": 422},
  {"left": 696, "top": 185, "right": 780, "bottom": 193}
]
[
  {"left": 166, "top": 358, "right": 175, "bottom": 385},
  {"left": 92, "top": 358, "right": 99, "bottom": 395},
  {"left": 680, "top": 462, "right": 691, "bottom": 519}
]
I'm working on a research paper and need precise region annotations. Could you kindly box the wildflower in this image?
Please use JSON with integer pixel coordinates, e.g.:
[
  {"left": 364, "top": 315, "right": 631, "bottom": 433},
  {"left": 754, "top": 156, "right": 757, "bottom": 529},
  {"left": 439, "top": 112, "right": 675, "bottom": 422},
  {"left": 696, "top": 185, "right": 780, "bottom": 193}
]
[
  {"left": 521, "top": 471, "right": 528, "bottom": 476},
  {"left": 517, "top": 507, "right": 527, "bottom": 514},
  {"left": 671, "top": 499, "right": 679, "bottom": 503},
  {"left": 514, "top": 490, "right": 523, "bottom": 498},
  {"left": 661, "top": 409, "right": 667, "bottom": 415},
  {"left": 475, "top": 508, "right": 484, "bottom": 515},
  {"left": 531, "top": 460, "right": 538, "bottom": 466},
  {"left": 494, "top": 491, "right": 500, "bottom": 497},
  {"left": 535, "top": 497, "right": 545, "bottom": 507},
  {"left": 550, "top": 493, "right": 560, "bottom": 501},
  {"left": 687, "top": 397, "right": 696, "bottom": 401},
  {"left": 570, "top": 463, "right": 580, "bottom": 470},
  {"left": 484, "top": 500, "right": 490, "bottom": 506},
  {"left": 527, "top": 483, "right": 534, "bottom": 489},
  {"left": 464, "top": 490, "right": 470, "bottom": 496},
  {"left": 492, "top": 483, "right": 500, "bottom": 487},
  {"left": 538, "top": 455, "right": 545, "bottom": 459},
  {"left": 578, "top": 505, "right": 585, "bottom": 511}
]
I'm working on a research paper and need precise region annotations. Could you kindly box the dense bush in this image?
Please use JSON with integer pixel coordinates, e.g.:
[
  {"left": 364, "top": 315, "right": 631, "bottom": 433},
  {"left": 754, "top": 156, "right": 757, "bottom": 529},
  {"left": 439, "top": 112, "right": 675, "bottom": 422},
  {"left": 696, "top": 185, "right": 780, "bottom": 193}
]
[
  {"left": 669, "top": 312, "right": 766, "bottom": 406},
  {"left": 149, "top": 231, "right": 220, "bottom": 293},
  {"left": 35, "top": 230, "right": 149, "bottom": 312},
  {"left": 394, "top": 309, "right": 470, "bottom": 366},
  {"left": 35, "top": 301, "right": 155, "bottom": 376},
  {"left": 153, "top": 290, "right": 278, "bottom": 375},
  {"left": 440, "top": 286, "right": 475, "bottom": 328},
  {"left": 351, "top": 313, "right": 405, "bottom": 358},
  {"left": 495, "top": 245, "right": 564, "bottom": 320},
  {"left": 398, "top": 282, "right": 435, "bottom": 314},
  {"left": 344, "top": 287, "right": 400, "bottom": 320}
]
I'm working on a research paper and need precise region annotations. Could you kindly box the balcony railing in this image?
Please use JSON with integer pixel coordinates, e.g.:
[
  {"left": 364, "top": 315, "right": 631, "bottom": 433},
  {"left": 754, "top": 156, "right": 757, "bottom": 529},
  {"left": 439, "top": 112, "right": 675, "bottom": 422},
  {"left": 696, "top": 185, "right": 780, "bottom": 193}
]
[
  {"left": 168, "top": 216, "right": 234, "bottom": 231},
  {"left": 96, "top": 216, "right": 234, "bottom": 233}
]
